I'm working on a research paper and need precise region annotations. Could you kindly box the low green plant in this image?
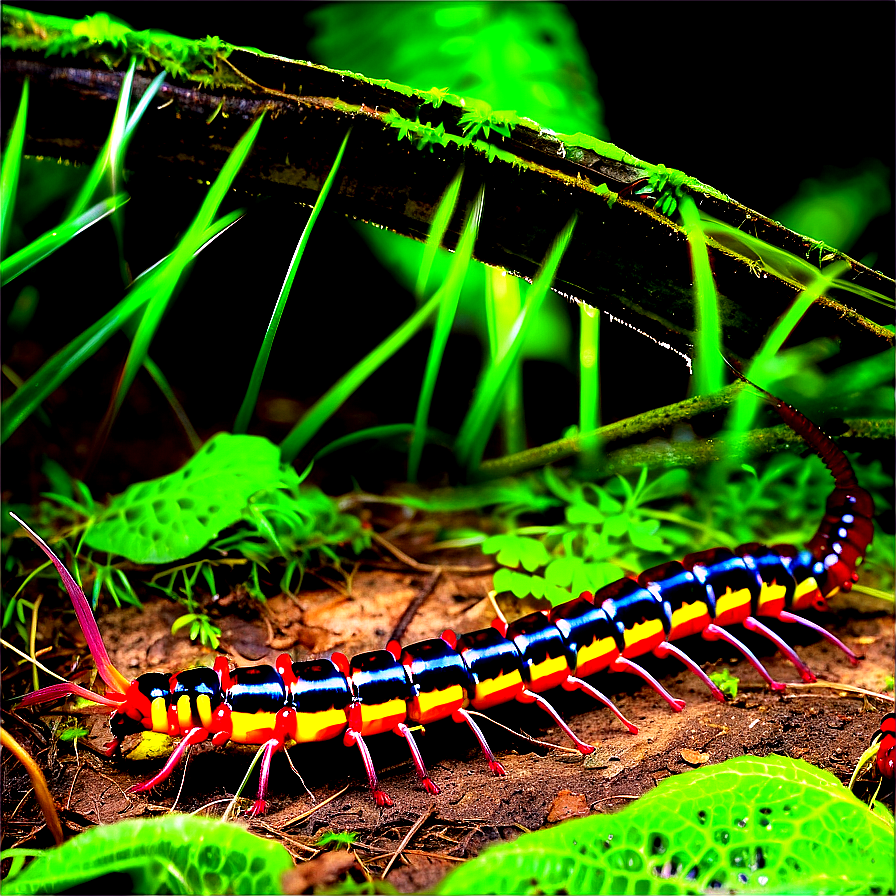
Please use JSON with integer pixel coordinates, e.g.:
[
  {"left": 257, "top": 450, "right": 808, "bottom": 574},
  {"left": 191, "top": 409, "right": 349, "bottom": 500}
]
[
  {"left": 0, "top": 814, "right": 293, "bottom": 895},
  {"left": 435, "top": 755, "right": 895, "bottom": 895}
]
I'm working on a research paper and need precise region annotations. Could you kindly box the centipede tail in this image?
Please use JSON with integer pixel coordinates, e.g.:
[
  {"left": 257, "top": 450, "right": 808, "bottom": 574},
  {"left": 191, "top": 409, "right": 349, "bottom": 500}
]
[
  {"left": 874, "top": 713, "right": 895, "bottom": 779},
  {"left": 9, "top": 382, "right": 876, "bottom": 812}
]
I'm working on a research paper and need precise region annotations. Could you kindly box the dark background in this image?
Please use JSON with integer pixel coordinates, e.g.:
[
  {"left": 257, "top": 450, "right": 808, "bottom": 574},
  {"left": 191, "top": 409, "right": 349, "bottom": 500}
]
[{"left": 3, "top": 2, "right": 894, "bottom": 499}]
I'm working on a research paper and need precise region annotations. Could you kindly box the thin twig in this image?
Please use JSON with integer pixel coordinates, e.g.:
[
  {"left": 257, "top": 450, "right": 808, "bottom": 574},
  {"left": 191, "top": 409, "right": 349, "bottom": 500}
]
[
  {"left": 1, "top": 727, "right": 65, "bottom": 845},
  {"left": 389, "top": 569, "right": 441, "bottom": 643},
  {"left": 382, "top": 804, "right": 436, "bottom": 878},
  {"left": 281, "top": 784, "right": 352, "bottom": 828}
]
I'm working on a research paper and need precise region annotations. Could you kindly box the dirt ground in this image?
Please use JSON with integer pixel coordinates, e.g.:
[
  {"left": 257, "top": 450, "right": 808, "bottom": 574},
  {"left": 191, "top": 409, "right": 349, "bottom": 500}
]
[{"left": 2, "top": 546, "right": 893, "bottom": 893}]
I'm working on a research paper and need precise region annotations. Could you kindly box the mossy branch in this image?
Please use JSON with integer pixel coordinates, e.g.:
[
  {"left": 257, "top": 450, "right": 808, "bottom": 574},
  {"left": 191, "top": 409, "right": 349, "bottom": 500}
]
[
  {"left": 2, "top": 6, "right": 893, "bottom": 362},
  {"left": 476, "top": 380, "right": 894, "bottom": 479}
]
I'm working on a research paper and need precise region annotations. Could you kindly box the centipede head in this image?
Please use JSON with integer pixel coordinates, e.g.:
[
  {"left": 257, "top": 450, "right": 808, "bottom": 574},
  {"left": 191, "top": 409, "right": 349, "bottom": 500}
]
[{"left": 10, "top": 513, "right": 133, "bottom": 713}]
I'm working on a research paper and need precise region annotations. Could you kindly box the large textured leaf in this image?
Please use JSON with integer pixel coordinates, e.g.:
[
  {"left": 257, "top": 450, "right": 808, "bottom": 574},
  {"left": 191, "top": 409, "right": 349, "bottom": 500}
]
[
  {"left": 436, "top": 755, "right": 895, "bottom": 895},
  {"left": 84, "top": 433, "right": 289, "bottom": 563},
  {"left": 2, "top": 814, "right": 292, "bottom": 895}
]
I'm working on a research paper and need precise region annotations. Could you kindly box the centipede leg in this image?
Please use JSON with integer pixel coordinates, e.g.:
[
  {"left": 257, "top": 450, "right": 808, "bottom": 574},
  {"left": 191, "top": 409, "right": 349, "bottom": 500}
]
[
  {"left": 562, "top": 676, "right": 639, "bottom": 733},
  {"left": 395, "top": 723, "right": 440, "bottom": 795},
  {"left": 744, "top": 616, "right": 816, "bottom": 682},
  {"left": 653, "top": 641, "right": 726, "bottom": 702},
  {"left": 343, "top": 728, "right": 392, "bottom": 807},
  {"left": 451, "top": 708, "right": 506, "bottom": 776},
  {"left": 518, "top": 688, "right": 595, "bottom": 755},
  {"left": 702, "top": 623, "right": 787, "bottom": 690},
  {"left": 128, "top": 727, "right": 209, "bottom": 793},
  {"left": 610, "top": 656, "right": 686, "bottom": 711},
  {"left": 245, "top": 737, "right": 282, "bottom": 818},
  {"left": 777, "top": 610, "right": 861, "bottom": 665}
]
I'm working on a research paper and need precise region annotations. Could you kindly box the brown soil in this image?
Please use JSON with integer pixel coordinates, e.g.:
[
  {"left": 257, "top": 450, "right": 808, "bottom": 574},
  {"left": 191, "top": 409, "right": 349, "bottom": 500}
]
[{"left": 2, "top": 551, "right": 893, "bottom": 893}]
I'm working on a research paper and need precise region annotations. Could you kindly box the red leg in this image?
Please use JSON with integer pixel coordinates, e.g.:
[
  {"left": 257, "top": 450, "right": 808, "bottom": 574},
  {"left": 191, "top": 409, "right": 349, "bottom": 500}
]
[
  {"left": 562, "top": 676, "right": 639, "bottom": 734},
  {"left": 451, "top": 708, "right": 505, "bottom": 776},
  {"left": 610, "top": 656, "right": 686, "bottom": 711},
  {"left": 519, "top": 689, "right": 594, "bottom": 754},
  {"left": 395, "top": 723, "right": 439, "bottom": 795},
  {"left": 129, "top": 727, "right": 209, "bottom": 793},
  {"left": 777, "top": 610, "right": 861, "bottom": 665},
  {"left": 744, "top": 616, "right": 816, "bottom": 682},
  {"left": 703, "top": 623, "right": 786, "bottom": 690},
  {"left": 245, "top": 737, "right": 282, "bottom": 818},
  {"left": 654, "top": 641, "right": 726, "bottom": 702},
  {"left": 343, "top": 728, "right": 392, "bottom": 807}
]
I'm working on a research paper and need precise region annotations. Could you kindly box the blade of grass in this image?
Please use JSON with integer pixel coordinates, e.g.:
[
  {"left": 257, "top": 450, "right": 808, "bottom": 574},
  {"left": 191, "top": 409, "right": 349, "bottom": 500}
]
[
  {"left": 234, "top": 128, "right": 351, "bottom": 434},
  {"left": 0, "top": 210, "right": 243, "bottom": 444},
  {"left": 679, "top": 196, "right": 723, "bottom": 397},
  {"left": 279, "top": 288, "right": 445, "bottom": 464},
  {"left": 1, "top": 77, "right": 28, "bottom": 258},
  {"left": 93, "top": 114, "right": 266, "bottom": 457},
  {"left": 456, "top": 213, "right": 578, "bottom": 475},
  {"left": 408, "top": 184, "right": 484, "bottom": 481},
  {"left": 485, "top": 267, "right": 525, "bottom": 457},
  {"left": 314, "top": 423, "right": 452, "bottom": 461},
  {"left": 579, "top": 301, "right": 600, "bottom": 468},
  {"left": 0, "top": 194, "right": 130, "bottom": 286},
  {"left": 727, "top": 258, "right": 851, "bottom": 440},
  {"left": 415, "top": 166, "right": 464, "bottom": 300}
]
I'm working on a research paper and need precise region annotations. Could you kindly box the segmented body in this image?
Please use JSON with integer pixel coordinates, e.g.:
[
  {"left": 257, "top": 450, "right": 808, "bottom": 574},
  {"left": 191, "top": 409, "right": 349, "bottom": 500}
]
[{"left": 13, "top": 386, "right": 876, "bottom": 814}]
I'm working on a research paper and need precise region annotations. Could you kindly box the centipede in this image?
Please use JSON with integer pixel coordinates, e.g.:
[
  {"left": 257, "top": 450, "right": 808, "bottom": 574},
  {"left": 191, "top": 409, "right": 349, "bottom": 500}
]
[{"left": 9, "top": 381, "right": 876, "bottom": 815}]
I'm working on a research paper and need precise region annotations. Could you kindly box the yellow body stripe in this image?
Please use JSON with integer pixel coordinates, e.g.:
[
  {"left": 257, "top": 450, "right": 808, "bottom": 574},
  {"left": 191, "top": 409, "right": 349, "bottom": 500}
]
[
  {"left": 294, "top": 709, "right": 349, "bottom": 743},
  {"left": 574, "top": 636, "right": 618, "bottom": 679},
  {"left": 794, "top": 576, "right": 825, "bottom": 607},
  {"left": 230, "top": 711, "right": 278, "bottom": 744},
  {"left": 669, "top": 600, "right": 712, "bottom": 640},
  {"left": 177, "top": 694, "right": 193, "bottom": 731},
  {"left": 359, "top": 698, "right": 407, "bottom": 736},
  {"left": 150, "top": 697, "right": 169, "bottom": 733},
  {"left": 470, "top": 669, "right": 523, "bottom": 710},
  {"left": 408, "top": 684, "right": 465, "bottom": 724},
  {"left": 526, "top": 654, "right": 569, "bottom": 693},
  {"left": 755, "top": 582, "right": 786, "bottom": 616},
  {"left": 196, "top": 694, "right": 213, "bottom": 729},
  {"left": 622, "top": 618, "right": 665, "bottom": 658},
  {"left": 713, "top": 587, "right": 751, "bottom": 626}
]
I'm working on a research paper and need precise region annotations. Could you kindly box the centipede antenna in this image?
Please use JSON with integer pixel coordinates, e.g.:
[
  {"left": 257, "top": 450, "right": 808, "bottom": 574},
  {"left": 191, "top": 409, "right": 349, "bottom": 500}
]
[{"left": 10, "top": 512, "right": 132, "bottom": 697}]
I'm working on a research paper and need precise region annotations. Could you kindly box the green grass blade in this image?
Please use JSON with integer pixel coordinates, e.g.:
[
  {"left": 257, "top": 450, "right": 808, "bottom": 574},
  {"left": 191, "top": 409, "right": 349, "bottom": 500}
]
[
  {"left": 279, "top": 289, "right": 443, "bottom": 464},
  {"left": 579, "top": 302, "right": 600, "bottom": 468},
  {"left": 0, "top": 194, "right": 129, "bottom": 287},
  {"left": 415, "top": 166, "right": 464, "bottom": 299},
  {"left": 142, "top": 355, "right": 201, "bottom": 451},
  {"left": 408, "top": 185, "right": 484, "bottom": 480},
  {"left": 0, "top": 210, "right": 243, "bottom": 444},
  {"left": 234, "top": 128, "right": 351, "bottom": 434},
  {"left": 101, "top": 115, "right": 265, "bottom": 440},
  {"left": 485, "top": 266, "right": 525, "bottom": 456},
  {"left": 66, "top": 59, "right": 136, "bottom": 222},
  {"left": 1, "top": 77, "right": 29, "bottom": 258},
  {"left": 459, "top": 218, "right": 578, "bottom": 471},
  {"left": 456, "top": 213, "right": 578, "bottom": 475},
  {"left": 679, "top": 196, "right": 723, "bottom": 397},
  {"left": 727, "top": 258, "right": 851, "bottom": 438}
]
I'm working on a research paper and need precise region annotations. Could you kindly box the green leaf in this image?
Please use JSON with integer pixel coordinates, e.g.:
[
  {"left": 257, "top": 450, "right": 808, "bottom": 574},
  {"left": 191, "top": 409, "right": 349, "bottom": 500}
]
[
  {"left": 84, "top": 434, "right": 287, "bottom": 563},
  {"left": 436, "top": 756, "right": 895, "bottom": 895},
  {"left": 2, "top": 814, "right": 292, "bottom": 895},
  {"left": 481, "top": 534, "right": 549, "bottom": 571}
]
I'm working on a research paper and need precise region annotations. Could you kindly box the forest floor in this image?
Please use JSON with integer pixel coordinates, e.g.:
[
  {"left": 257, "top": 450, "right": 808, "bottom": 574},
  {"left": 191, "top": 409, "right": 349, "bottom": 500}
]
[{"left": 3, "top": 532, "right": 893, "bottom": 893}]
